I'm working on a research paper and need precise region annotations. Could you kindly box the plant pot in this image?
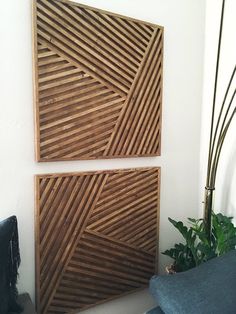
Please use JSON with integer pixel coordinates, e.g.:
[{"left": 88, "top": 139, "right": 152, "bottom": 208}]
[{"left": 165, "top": 264, "right": 177, "bottom": 274}]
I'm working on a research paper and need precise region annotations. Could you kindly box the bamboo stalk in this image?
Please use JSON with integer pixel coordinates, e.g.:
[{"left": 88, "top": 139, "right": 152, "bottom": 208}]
[
  {"left": 211, "top": 91, "right": 236, "bottom": 186},
  {"left": 206, "top": 0, "right": 225, "bottom": 188},
  {"left": 204, "top": 0, "right": 226, "bottom": 239},
  {"left": 204, "top": 188, "right": 215, "bottom": 238},
  {"left": 210, "top": 66, "right": 236, "bottom": 164}
]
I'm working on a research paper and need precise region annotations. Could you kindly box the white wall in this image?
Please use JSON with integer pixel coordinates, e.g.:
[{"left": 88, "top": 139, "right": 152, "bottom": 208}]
[
  {"left": 200, "top": 0, "right": 236, "bottom": 222},
  {"left": 0, "top": 1, "right": 205, "bottom": 313}
]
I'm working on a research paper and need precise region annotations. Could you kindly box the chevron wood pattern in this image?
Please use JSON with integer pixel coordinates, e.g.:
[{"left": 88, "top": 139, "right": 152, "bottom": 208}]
[
  {"left": 35, "top": 168, "right": 160, "bottom": 313},
  {"left": 33, "top": 0, "right": 164, "bottom": 161}
]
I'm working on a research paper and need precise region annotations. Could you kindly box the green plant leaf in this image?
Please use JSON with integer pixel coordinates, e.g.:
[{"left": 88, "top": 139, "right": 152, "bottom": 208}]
[{"left": 163, "top": 212, "right": 236, "bottom": 272}]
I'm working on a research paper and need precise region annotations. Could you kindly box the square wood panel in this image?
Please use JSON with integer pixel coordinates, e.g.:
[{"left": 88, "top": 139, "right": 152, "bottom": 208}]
[
  {"left": 35, "top": 167, "right": 160, "bottom": 313},
  {"left": 33, "top": 0, "right": 163, "bottom": 161}
]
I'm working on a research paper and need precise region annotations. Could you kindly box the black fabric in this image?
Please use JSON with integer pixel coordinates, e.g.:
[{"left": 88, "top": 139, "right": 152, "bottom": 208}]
[{"left": 0, "top": 216, "right": 22, "bottom": 314}]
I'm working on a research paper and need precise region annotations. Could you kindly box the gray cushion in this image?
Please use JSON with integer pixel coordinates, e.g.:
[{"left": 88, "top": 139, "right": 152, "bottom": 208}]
[
  {"left": 146, "top": 306, "right": 164, "bottom": 314},
  {"left": 150, "top": 250, "right": 236, "bottom": 314}
]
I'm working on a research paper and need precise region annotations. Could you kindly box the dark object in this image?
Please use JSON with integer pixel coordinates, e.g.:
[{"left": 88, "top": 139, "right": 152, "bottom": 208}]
[
  {"left": 0, "top": 216, "right": 22, "bottom": 314},
  {"left": 149, "top": 250, "right": 236, "bottom": 314}
]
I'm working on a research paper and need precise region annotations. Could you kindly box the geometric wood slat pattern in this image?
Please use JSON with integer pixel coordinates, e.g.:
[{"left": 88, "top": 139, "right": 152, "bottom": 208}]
[
  {"left": 35, "top": 168, "right": 160, "bottom": 313},
  {"left": 33, "top": 0, "right": 164, "bottom": 161}
]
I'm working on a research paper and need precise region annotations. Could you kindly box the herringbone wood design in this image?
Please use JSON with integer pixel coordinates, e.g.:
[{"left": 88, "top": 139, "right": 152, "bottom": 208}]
[
  {"left": 35, "top": 168, "right": 160, "bottom": 313},
  {"left": 33, "top": 0, "right": 164, "bottom": 161}
]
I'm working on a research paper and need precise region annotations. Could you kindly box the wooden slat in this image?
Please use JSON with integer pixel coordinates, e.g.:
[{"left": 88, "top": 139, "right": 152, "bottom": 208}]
[
  {"left": 35, "top": 168, "right": 160, "bottom": 313},
  {"left": 33, "top": 0, "right": 163, "bottom": 161},
  {"left": 104, "top": 29, "right": 163, "bottom": 156}
]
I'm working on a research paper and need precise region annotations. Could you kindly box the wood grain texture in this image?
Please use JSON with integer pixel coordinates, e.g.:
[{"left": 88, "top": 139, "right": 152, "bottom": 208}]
[
  {"left": 33, "top": 0, "right": 164, "bottom": 161},
  {"left": 35, "top": 167, "right": 160, "bottom": 313}
]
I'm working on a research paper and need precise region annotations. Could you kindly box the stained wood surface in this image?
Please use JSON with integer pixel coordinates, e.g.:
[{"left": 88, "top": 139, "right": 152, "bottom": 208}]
[
  {"left": 33, "top": 0, "right": 164, "bottom": 161},
  {"left": 35, "top": 167, "right": 160, "bottom": 313}
]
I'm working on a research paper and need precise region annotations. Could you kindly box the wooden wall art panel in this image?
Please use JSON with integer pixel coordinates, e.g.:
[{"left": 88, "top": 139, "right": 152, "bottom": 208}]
[
  {"left": 35, "top": 167, "right": 160, "bottom": 313},
  {"left": 33, "top": 0, "right": 164, "bottom": 161}
]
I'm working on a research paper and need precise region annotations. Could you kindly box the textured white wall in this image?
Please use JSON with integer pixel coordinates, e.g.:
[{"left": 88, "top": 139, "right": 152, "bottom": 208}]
[
  {"left": 200, "top": 0, "right": 236, "bottom": 222},
  {"left": 0, "top": 1, "right": 205, "bottom": 313}
]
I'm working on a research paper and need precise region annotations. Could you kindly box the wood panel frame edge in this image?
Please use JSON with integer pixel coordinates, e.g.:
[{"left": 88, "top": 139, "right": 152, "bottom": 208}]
[
  {"left": 68, "top": 286, "right": 147, "bottom": 314},
  {"left": 155, "top": 166, "right": 161, "bottom": 274},
  {"left": 32, "top": 0, "right": 41, "bottom": 162},
  {"left": 53, "top": 0, "right": 164, "bottom": 30},
  {"left": 35, "top": 166, "right": 161, "bottom": 179},
  {"left": 37, "top": 153, "right": 161, "bottom": 162},
  {"left": 34, "top": 175, "right": 41, "bottom": 313},
  {"left": 157, "top": 31, "right": 164, "bottom": 157}
]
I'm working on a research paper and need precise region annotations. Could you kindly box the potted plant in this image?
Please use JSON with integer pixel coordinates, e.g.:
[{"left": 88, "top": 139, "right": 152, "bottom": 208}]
[
  {"left": 163, "top": 214, "right": 236, "bottom": 273},
  {"left": 163, "top": 0, "right": 236, "bottom": 273}
]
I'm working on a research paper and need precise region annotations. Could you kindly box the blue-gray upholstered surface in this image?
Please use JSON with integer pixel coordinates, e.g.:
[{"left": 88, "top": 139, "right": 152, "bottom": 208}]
[{"left": 149, "top": 249, "right": 236, "bottom": 314}]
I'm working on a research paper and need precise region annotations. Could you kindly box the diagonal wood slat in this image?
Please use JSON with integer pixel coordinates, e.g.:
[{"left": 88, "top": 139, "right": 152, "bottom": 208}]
[
  {"left": 33, "top": 0, "right": 164, "bottom": 161},
  {"left": 36, "top": 172, "right": 108, "bottom": 313},
  {"left": 35, "top": 168, "right": 160, "bottom": 313}
]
